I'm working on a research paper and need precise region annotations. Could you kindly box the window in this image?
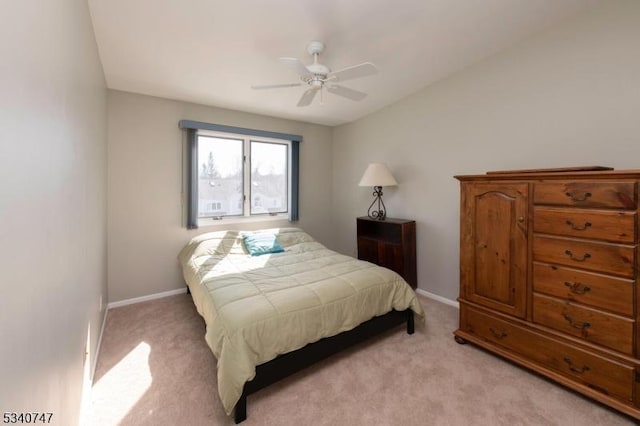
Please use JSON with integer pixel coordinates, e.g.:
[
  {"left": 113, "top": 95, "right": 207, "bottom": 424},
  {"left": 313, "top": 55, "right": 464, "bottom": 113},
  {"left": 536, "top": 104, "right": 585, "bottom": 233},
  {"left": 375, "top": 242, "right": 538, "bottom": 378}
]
[
  {"left": 196, "top": 131, "right": 289, "bottom": 220},
  {"left": 180, "top": 120, "right": 302, "bottom": 229}
]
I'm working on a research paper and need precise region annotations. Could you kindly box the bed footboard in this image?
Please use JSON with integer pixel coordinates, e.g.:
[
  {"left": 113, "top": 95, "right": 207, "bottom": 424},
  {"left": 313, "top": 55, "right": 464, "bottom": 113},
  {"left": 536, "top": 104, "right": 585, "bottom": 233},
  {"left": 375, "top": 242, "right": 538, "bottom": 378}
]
[{"left": 234, "top": 308, "right": 415, "bottom": 423}]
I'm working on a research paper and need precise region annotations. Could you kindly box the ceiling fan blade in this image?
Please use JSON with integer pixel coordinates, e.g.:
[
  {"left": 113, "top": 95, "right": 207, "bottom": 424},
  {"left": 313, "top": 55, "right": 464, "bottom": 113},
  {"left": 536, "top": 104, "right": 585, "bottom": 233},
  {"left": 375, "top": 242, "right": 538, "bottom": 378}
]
[
  {"left": 297, "top": 87, "right": 318, "bottom": 107},
  {"left": 279, "top": 57, "right": 311, "bottom": 77},
  {"left": 327, "top": 62, "right": 378, "bottom": 82},
  {"left": 326, "top": 85, "right": 367, "bottom": 101},
  {"left": 251, "top": 83, "right": 303, "bottom": 90}
]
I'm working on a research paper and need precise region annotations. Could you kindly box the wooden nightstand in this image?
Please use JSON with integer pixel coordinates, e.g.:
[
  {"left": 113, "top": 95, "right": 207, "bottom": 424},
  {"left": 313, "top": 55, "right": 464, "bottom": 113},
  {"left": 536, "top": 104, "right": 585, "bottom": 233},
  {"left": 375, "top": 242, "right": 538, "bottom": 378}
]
[{"left": 356, "top": 217, "right": 417, "bottom": 288}]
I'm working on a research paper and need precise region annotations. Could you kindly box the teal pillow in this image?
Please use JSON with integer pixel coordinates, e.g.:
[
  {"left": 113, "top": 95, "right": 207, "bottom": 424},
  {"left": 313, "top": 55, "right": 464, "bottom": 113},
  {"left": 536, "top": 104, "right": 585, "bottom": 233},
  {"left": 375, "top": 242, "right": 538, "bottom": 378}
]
[{"left": 243, "top": 233, "right": 284, "bottom": 256}]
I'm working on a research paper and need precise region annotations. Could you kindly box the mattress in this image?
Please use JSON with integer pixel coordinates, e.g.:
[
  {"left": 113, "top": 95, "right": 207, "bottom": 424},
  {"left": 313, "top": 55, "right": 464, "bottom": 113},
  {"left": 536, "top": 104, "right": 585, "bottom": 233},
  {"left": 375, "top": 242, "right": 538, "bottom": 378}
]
[{"left": 178, "top": 227, "right": 425, "bottom": 415}]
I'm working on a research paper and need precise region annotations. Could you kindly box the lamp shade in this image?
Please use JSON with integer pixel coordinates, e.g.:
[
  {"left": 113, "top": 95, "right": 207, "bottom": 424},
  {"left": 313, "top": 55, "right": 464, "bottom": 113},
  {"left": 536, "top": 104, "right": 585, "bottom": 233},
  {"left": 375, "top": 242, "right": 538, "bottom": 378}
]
[{"left": 358, "top": 162, "right": 398, "bottom": 187}]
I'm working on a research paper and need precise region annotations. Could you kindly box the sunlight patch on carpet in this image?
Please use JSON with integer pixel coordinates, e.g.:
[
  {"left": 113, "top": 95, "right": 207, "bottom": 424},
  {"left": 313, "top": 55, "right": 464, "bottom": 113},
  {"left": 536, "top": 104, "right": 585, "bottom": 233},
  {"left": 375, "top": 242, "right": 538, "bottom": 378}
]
[{"left": 90, "top": 342, "right": 152, "bottom": 424}]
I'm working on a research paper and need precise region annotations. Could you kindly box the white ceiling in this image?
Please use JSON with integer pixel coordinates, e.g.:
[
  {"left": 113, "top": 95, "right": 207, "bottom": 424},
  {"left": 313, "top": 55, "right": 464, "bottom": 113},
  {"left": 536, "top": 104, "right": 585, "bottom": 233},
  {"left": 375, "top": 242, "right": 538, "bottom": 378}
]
[{"left": 89, "top": 0, "right": 600, "bottom": 126}]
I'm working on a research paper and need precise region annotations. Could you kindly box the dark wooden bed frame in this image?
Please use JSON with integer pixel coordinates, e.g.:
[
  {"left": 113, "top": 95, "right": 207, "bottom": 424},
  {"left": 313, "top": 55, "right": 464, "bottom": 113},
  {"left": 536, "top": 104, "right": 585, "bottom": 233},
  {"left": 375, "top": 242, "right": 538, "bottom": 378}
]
[{"left": 233, "top": 308, "right": 415, "bottom": 423}]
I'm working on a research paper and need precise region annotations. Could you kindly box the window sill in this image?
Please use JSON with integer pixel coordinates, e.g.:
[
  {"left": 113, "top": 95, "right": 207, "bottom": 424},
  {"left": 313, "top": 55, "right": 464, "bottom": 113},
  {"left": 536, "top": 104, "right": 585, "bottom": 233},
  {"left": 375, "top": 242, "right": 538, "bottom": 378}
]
[{"left": 197, "top": 214, "right": 289, "bottom": 228}]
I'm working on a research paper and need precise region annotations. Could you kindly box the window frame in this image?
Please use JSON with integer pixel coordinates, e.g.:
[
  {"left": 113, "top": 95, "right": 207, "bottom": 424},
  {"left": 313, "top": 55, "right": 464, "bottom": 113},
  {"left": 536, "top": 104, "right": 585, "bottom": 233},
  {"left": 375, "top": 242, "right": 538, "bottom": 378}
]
[
  {"left": 196, "top": 129, "right": 291, "bottom": 224},
  {"left": 249, "top": 138, "right": 290, "bottom": 217},
  {"left": 180, "top": 120, "right": 302, "bottom": 230}
]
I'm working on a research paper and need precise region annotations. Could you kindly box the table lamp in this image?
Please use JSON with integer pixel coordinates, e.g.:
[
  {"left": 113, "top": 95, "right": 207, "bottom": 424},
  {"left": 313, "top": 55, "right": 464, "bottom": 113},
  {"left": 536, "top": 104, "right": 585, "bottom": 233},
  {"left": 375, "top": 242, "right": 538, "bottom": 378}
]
[{"left": 358, "top": 162, "right": 398, "bottom": 220}]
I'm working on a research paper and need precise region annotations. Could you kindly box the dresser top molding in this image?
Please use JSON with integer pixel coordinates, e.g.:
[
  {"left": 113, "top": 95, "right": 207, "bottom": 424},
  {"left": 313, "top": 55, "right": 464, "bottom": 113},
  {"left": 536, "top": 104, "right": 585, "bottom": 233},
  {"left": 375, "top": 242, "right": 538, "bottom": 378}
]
[{"left": 455, "top": 167, "right": 640, "bottom": 182}]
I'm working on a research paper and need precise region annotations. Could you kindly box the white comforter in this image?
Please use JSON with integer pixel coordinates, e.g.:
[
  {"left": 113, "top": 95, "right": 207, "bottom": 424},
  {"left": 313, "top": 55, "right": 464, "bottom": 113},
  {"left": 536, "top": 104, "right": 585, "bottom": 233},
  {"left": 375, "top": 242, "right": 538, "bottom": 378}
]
[{"left": 178, "top": 228, "right": 424, "bottom": 415}]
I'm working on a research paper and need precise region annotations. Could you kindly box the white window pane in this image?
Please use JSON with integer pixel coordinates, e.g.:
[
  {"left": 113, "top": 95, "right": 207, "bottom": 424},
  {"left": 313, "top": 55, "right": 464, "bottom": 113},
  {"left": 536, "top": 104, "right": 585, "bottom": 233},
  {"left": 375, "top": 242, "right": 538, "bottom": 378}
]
[
  {"left": 250, "top": 141, "right": 287, "bottom": 215},
  {"left": 197, "top": 136, "right": 243, "bottom": 217}
]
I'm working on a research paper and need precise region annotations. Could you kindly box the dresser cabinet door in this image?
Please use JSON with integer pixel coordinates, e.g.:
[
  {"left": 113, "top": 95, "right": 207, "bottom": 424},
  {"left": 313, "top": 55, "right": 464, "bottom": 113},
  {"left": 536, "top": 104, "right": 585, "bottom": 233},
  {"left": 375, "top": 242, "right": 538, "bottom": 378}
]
[{"left": 461, "top": 182, "right": 528, "bottom": 318}]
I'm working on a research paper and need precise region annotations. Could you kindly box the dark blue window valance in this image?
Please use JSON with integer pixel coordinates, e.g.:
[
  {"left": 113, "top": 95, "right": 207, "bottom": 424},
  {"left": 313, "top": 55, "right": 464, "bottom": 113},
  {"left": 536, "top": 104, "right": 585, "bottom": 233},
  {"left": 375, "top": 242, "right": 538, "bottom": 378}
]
[{"left": 180, "top": 120, "right": 302, "bottom": 229}]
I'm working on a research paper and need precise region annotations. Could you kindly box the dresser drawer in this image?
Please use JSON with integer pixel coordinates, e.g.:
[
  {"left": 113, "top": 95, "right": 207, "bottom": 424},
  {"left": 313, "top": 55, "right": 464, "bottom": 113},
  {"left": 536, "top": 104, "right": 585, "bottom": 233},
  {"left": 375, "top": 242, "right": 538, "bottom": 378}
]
[
  {"left": 461, "top": 306, "right": 634, "bottom": 402},
  {"left": 534, "top": 207, "right": 636, "bottom": 243},
  {"left": 533, "top": 262, "right": 634, "bottom": 316},
  {"left": 533, "top": 235, "right": 636, "bottom": 278},
  {"left": 534, "top": 181, "right": 637, "bottom": 209},
  {"left": 533, "top": 293, "right": 634, "bottom": 355}
]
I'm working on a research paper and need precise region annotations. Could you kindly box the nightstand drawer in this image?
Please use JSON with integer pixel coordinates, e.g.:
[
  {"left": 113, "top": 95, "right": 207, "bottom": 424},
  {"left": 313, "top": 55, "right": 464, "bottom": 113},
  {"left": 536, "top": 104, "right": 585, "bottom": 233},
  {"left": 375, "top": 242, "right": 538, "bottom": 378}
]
[
  {"left": 533, "top": 293, "right": 634, "bottom": 355},
  {"left": 461, "top": 306, "right": 634, "bottom": 402},
  {"left": 534, "top": 181, "right": 637, "bottom": 209},
  {"left": 534, "top": 207, "right": 636, "bottom": 243},
  {"left": 533, "top": 262, "right": 634, "bottom": 316},
  {"left": 533, "top": 235, "right": 636, "bottom": 278}
]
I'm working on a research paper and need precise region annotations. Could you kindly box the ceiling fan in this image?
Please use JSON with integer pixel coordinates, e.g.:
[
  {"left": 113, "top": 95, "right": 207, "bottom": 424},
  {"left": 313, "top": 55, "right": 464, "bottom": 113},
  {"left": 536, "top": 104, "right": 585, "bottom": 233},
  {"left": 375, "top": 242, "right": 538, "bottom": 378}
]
[{"left": 251, "top": 41, "right": 378, "bottom": 107}]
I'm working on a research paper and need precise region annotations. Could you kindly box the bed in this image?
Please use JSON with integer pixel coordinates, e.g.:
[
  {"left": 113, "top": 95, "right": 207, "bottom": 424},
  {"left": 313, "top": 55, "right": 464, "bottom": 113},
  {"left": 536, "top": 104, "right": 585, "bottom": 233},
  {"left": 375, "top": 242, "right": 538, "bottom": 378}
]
[{"left": 178, "top": 227, "right": 425, "bottom": 422}]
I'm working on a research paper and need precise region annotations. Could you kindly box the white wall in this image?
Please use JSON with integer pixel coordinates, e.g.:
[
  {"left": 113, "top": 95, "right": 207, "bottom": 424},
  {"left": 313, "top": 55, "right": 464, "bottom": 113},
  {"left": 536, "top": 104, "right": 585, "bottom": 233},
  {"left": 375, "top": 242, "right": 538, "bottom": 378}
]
[
  {"left": 0, "top": 1, "right": 108, "bottom": 424},
  {"left": 107, "top": 90, "right": 333, "bottom": 302},
  {"left": 332, "top": 0, "right": 640, "bottom": 302}
]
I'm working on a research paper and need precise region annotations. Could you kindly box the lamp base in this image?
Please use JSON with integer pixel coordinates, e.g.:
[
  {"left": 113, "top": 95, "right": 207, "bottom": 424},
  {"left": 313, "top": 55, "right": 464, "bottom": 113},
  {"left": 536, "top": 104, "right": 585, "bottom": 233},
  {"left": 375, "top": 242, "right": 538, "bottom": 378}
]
[
  {"left": 367, "top": 186, "right": 387, "bottom": 220},
  {"left": 368, "top": 211, "right": 386, "bottom": 220}
]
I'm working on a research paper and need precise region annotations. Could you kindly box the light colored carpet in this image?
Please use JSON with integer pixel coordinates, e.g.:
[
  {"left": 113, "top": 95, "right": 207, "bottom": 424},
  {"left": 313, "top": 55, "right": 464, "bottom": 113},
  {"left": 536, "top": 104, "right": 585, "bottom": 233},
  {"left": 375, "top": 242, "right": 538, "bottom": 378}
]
[{"left": 89, "top": 294, "right": 636, "bottom": 426}]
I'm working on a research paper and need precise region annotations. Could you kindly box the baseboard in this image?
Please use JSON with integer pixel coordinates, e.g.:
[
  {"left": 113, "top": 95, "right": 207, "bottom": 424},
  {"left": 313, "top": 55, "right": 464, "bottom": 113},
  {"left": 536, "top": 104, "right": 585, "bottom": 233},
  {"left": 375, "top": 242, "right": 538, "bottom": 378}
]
[
  {"left": 92, "top": 307, "right": 108, "bottom": 381},
  {"left": 82, "top": 303, "right": 109, "bottom": 425},
  {"left": 108, "top": 287, "right": 453, "bottom": 310},
  {"left": 415, "top": 288, "right": 459, "bottom": 309},
  {"left": 107, "top": 288, "right": 188, "bottom": 309}
]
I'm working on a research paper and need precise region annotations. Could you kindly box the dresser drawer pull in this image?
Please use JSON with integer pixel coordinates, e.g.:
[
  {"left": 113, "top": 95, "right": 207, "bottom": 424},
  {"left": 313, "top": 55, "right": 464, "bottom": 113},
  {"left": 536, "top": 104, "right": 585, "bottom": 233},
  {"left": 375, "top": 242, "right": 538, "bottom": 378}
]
[
  {"left": 564, "top": 250, "right": 591, "bottom": 262},
  {"left": 489, "top": 327, "right": 507, "bottom": 339},
  {"left": 563, "top": 357, "right": 590, "bottom": 374},
  {"left": 562, "top": 313, "right": 591, "bottom": 330},
  {"left": 565, "top": 220, "right": 592, "bottom": 231},
  {"left": 565, "top": 191, "right": 592, "bottom": 202},
  {"left": 563, "top": 281, "right": 592, "bottom": 295}
]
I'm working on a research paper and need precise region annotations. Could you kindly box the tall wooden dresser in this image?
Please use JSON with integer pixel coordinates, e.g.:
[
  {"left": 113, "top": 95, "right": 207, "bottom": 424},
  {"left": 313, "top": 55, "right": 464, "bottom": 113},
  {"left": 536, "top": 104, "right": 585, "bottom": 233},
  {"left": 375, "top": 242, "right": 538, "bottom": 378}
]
[{"left": 454, "top": 167, "right": 640, "bottom": 419}]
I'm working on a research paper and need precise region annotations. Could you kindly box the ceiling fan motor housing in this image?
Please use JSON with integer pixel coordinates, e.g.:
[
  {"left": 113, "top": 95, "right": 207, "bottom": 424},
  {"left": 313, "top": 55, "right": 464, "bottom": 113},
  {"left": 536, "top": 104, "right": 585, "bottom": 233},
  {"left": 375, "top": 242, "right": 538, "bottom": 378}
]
[
  {"left": 305, "top": 41, "right": 330, "bottom": 79},
  {"left": 306, "top": 63, "right": 330, "bottom": 77}
]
